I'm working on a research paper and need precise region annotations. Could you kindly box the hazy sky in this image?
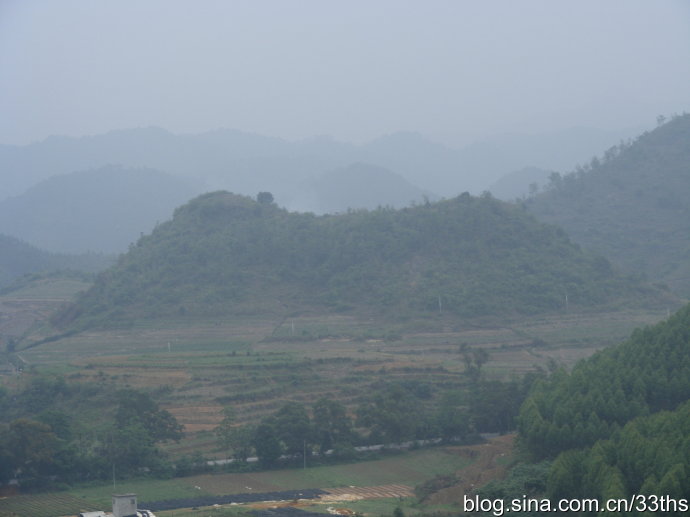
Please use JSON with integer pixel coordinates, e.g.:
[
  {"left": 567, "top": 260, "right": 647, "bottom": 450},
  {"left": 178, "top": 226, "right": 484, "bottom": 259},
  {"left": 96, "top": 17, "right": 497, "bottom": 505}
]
[{"left": 1, "top": 0, "right": 689, "bottom": 147}]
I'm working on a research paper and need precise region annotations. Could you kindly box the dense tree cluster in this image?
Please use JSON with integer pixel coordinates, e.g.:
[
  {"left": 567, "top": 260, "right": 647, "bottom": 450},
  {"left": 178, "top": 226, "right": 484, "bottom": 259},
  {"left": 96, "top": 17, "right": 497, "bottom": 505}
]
[
  {"left": 547, "top": 401, "right": 690, "bottom": 515},
  {"left": 216, "top": 394, "right": 399, "bottom": 468},
  {"left": 474, "top": 461, "right": 552, "bottom": 517},
  {"left": 0, "top": 380, "right": 183, "bottom": 489},
  {"left": 516, "top": 302, "right": 690, "bottom": 514},
  {"left": 518, "top": 303, "right": 690, "bottom": 459}
]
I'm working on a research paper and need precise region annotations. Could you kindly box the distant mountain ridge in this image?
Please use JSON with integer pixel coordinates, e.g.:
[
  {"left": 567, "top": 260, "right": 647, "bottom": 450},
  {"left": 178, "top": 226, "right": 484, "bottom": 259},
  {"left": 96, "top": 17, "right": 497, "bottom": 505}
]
[
  {"left": 0, "top": 125, "right": 643, "bottom": 205},
  {"left": 0, "top": 165, "right": 202, "bottom": 254},
  {"left": 291, "top": 162, "right": 437, "bottom": 213},
  {"left": 54, "top": 191, "right": 669, "bottom": 330},
  {"left": 0, "top": 124, "right": 650, "bottom": 257},
  {"left": 488, "top": 166, "right": 553, "bottom": 201},
  {"left": 0, "top": 234, "right": 112, "bottom": 288},
  {"left": 525, "top": 113, "right": 690, "bottom": 296}
]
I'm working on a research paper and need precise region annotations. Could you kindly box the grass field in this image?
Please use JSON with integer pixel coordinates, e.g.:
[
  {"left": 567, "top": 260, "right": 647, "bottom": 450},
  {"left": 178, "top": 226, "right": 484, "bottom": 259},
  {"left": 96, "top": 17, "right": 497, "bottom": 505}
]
[
  {"left": 0, "top": 447, "right": 474, "bottom": 517},
  {"left": 179, "top": 448, "right": 472, "bottom": 494}
]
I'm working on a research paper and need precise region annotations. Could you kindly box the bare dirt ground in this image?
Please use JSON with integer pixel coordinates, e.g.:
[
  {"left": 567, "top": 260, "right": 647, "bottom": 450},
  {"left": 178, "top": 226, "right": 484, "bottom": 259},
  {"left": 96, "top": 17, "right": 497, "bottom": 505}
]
[
  {"left": 321, "top": 484, "right": 415, "bottom": 500},
  {"left": 427, "top": 434, "right": 515, "bottom": 505}
]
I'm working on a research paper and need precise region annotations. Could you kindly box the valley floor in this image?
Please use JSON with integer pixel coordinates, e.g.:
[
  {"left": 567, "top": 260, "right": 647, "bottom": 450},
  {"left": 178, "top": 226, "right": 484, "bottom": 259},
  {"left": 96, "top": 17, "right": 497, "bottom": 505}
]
[{"left": 0, "top": 436, "right": 514, "bottom": 517}]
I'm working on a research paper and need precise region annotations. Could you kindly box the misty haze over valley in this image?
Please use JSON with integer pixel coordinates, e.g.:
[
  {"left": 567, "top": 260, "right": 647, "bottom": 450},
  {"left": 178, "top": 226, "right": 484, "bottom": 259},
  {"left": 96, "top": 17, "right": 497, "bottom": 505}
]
[{"left": 1, "top": 2, "right": 689, "bottom": 516}]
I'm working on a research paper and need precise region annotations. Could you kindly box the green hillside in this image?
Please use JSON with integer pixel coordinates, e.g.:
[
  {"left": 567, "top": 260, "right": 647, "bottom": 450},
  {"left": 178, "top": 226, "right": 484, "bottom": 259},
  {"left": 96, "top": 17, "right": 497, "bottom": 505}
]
[
  {"left": 525, "top": 114, "right": 690, "bottom": 296},
  {"left": 54, "top": 191, "right": 665, "bottom": 330},
  {"left": 517, "top": 302, "right": 690, "bottom": 513},
  {"left": 519, "top": 302, "right": 690, "bottom": 458}
]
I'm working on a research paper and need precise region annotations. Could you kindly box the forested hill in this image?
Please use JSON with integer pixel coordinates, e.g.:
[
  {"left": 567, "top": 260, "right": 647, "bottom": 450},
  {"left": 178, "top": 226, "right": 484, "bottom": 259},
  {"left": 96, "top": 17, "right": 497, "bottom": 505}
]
[
  {"left": 518, "top": 302, "right": 690, "bottom": 509},
  {"left": 55, "top": 191, "right": 666, "bottom": 329},
  {"left": 524, "top": 114, "right": 690, "bottom": 296}
]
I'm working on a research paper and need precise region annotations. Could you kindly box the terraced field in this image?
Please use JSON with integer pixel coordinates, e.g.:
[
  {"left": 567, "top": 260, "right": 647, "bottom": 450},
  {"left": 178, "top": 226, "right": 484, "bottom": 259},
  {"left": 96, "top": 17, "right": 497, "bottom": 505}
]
[{"left": 2, "top": 277, "right": 670, "bottom": 459}]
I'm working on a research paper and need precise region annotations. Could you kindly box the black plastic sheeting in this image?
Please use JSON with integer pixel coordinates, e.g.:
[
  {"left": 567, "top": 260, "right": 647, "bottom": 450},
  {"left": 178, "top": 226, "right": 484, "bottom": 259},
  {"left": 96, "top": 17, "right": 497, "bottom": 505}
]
[
  {"left": 255, "top": 507, "right": 328, "bottom": 517},
  {"left": 143, "top": 488, "right": 327, "bottom": 512}
]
